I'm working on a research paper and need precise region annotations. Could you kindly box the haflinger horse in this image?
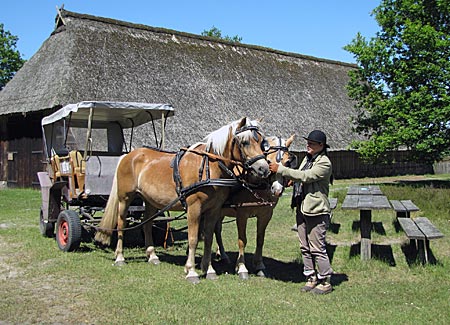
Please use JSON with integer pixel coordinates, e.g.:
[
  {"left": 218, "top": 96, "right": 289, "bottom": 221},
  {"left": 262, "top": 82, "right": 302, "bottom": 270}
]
[
  {"left": 94, "top": 117, "right": 270, "bottom": 283},
  {"left": 215, "top": 134, "right": 296, "bottom": 279}
]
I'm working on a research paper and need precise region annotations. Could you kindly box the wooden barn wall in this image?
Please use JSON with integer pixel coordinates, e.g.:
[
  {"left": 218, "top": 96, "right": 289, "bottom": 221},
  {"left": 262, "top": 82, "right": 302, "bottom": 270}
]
[
  {"left": 6, "top": 137, "right": 44, "bottom": 188},
  {"left": 0, "top": 119, "right": 6, "bottom": 184},
  {"left": 295, "top": 150, "right": 433, "bottom": 179},
  {"left": 0, "top": 113, "right": 45, "bottom": 188},
  {"left": 0, "top": 111, "right": 435, "bottom": 188}
]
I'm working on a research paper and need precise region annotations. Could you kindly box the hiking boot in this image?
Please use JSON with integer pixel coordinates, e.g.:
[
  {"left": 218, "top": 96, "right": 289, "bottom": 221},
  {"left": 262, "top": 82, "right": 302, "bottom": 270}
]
[
  {"left": 311, "top": 276, "right": 332, "bottom": 295},
  {"left": 300, "top": 274, "right": 317, "bottom": 292}
]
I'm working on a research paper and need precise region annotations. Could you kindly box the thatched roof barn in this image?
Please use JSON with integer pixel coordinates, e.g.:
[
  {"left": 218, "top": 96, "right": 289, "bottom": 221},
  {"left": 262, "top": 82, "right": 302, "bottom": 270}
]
[
  {"left": 6, "top": 8, "right": 431, "bottom": 187},
  {"left": 0, "top": 8, "right": 361, "bottom": 152}
]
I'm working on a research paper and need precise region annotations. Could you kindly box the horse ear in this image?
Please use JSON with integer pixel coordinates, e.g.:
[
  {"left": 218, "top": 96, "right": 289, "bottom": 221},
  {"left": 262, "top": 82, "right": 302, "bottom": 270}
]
[
  {"left": 237, "top": 117, "right": 247, "bottom": 129},
  {"left": 286, "top": 134, "right": 296, "bottom": 147}
]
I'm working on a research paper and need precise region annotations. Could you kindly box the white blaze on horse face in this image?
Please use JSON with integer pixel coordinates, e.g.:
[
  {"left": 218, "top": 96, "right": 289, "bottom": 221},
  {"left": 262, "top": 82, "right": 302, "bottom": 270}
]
[
  {"left": 271, "top": 180, "right": 284, "bottom": 197},
  {"left": 266, "top": 135, "right": 295, "bottom": 197}
]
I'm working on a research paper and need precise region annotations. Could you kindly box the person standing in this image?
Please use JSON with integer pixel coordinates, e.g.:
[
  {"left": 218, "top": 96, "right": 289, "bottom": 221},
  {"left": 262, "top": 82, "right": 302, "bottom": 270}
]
[{"left": 269, "top": 130, "right": 333, "bottom": 294}]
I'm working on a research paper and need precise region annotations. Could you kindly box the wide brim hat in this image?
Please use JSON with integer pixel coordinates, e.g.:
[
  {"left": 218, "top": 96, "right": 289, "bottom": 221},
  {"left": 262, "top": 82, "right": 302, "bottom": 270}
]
[{"left": 303, "top": 130, "right": 330, "bottom": 148}]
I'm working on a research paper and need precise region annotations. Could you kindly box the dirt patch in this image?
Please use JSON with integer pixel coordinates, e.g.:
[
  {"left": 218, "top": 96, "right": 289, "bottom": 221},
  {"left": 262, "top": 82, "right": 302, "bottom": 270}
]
[
  {"left": 0, "top": 235, "right": 94, "bottom": 323},
  {"left": 0, "top": 239, "right": 23, "bottom": 281}
]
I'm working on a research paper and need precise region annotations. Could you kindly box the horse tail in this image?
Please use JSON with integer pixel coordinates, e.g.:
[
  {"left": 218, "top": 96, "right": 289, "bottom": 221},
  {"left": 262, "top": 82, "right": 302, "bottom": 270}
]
[{"left": 94, "top": 156, "right": 123, "bottom": 245}]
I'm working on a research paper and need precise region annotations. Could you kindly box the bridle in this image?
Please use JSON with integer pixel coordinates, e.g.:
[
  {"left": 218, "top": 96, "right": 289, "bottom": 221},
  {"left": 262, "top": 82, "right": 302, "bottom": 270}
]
[
  {"left": 233, "top": 125, "right": 267, "bottom": 170},
  {"left": 262, "top": 136, "right": 298, "bottom": 168}
]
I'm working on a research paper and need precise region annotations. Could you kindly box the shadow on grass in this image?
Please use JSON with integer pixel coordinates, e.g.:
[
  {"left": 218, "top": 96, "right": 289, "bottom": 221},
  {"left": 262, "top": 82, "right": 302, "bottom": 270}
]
[
  {"left": 351, "top": 221, "right": 386, "bottom": 235},
  {"left": 92, "top": 227, "right": 349, "bottom": 286},
  {"left": 393, "top": 179, "right": 450, "bottom": 189},
  {"left": 400, "top": 241, "right": 442, "bottom": 266},
  {"left": 350, "top": 243, "right": 396, "bottom": 266},
  {"left": 155, "top": 241, "right": 348, "bottom": 287},
  {"left": 329, "top": 222, "right": 341, "bottom": 234}
]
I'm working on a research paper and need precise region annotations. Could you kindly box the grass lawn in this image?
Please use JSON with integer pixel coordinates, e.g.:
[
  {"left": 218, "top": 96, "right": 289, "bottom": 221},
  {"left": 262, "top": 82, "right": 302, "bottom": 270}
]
[{"left": 0, "top": 174, "right": 449, "bottom": 324}]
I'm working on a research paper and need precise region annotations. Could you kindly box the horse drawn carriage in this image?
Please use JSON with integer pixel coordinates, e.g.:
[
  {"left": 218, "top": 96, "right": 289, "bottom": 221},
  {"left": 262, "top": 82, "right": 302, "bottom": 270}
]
[
  {"left": 37, "top": 101, "right": 175, "bottom": 252},
  {"left": 38, "top": 101, "right": 296, "bottom": 282}
]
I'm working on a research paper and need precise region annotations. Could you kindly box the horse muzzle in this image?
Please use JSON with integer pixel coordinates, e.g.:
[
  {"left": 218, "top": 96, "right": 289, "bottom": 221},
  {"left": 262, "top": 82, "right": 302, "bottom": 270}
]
[{"left": 245, "top": 155, "right": 270, "bottom": 178}]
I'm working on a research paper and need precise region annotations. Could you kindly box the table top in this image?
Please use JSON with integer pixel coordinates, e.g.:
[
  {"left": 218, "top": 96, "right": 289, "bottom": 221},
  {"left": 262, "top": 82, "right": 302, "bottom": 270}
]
[
  {"left": 347, "top": 185, "right": 384, "bottom": 195},
  {"left": 341, "top": 194, "right": 392, "bottom": 210}
]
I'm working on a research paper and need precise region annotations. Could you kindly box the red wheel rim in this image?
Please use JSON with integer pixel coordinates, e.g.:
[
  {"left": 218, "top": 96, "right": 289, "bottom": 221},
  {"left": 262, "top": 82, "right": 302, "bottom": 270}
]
[{"left": 58, "top": 220, "right": 69, "bottom": 246}]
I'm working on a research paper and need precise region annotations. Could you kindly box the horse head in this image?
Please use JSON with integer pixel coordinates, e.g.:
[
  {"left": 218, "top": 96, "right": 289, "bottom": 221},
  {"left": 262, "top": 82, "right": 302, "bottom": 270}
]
[
  {"left": 263, "top": 134, "right": 296, "bottom": 197},
  {"left": 204, "top": 117, "right": 270, "bottom": 178}
]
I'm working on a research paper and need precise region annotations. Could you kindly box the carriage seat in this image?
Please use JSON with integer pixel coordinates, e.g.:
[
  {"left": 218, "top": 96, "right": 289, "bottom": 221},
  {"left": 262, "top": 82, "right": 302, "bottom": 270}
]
[
  {"left": 69, "top": 150, "right": 85, "bottom": 174},
  {"left": 69, "top": 150, "right": 85, "bottom": 194},
  {"left": 51, "top": 152, "right": 70, "bottom": 179}
]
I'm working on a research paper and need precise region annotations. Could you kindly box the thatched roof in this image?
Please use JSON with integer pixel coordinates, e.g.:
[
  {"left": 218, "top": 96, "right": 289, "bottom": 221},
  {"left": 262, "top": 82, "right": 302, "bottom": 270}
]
[{"left": 0, "top": 9, "right": 364, "bottom": 151}]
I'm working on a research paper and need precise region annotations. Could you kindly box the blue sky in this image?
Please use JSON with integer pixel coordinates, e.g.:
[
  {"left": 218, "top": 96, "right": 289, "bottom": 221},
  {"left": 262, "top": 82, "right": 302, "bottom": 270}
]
[{"left": 1, "top": 1, "right": 380, "bottom": 63}]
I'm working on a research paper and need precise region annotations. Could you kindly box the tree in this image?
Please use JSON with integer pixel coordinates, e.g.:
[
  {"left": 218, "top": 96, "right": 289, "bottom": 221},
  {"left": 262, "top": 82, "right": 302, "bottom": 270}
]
[
  {"left": 0, "top": 23, "right": 25, "bottom": 90},
  {"left": 201, "top": 26, "right": 242, "bottom": 43},
  {"left": 344, "top": 0, "right": 450, "bottom": 163}
]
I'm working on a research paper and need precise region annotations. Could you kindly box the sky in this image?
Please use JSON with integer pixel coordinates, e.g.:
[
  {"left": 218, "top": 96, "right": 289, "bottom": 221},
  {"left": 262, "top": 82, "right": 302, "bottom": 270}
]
[{"left": 1, "top": 1, "right": 381, "bottom": 63}]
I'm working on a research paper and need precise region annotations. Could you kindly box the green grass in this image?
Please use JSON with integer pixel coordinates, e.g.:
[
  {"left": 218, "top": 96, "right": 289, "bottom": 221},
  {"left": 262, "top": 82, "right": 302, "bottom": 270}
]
[{"left": 0, "top": 175, "right": 449, "bottom": 324}]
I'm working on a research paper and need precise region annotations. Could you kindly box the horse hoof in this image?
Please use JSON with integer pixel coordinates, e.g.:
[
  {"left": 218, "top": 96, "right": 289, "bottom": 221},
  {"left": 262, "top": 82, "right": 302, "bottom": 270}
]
[
  {"left": 256, "top": 270, "right": 266, "bottom": 278},
  {"left": 148, "top": 258, "right": 160, "bottom": 265},
  {"left": 239, "top": 272, "right": 249, "bottom": 280},
  {"left": 114, "top": 260, "right": 126, "bottom": 267},
  {"left": 206, "top": 272, "right": 218, "bottom": 280},
  {"left": 186, "top": 276, "right": 200, "bottom": 284}
]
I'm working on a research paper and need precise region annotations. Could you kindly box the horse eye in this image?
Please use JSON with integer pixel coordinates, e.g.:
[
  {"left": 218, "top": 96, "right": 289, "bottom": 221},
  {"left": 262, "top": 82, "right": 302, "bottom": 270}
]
[{"left": 261, "top": 141, "right": 270, "bottom": 151}]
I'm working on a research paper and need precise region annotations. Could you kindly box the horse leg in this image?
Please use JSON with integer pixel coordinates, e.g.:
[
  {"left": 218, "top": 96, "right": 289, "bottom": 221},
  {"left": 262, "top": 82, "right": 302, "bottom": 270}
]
[
  {"left": 214, "top": 216, "right": 231, "bottom": 264},
  {"left": 236, "top": 214, "right": 249, "bottom": 280},
  {"left": 185, "top": 205, "right": 201, "bottom": 284},
  {"left": 201, "top": 212, "right": 220, "bottom": 280},
  {"left": 114, "top": 201, "right": 129, "bottom": 266},
  {"left": 253, "top": 212, "right": 272, "bottom": 277},
  {"left": 142, "top": 205, "right": 160, "bottom": 265}
]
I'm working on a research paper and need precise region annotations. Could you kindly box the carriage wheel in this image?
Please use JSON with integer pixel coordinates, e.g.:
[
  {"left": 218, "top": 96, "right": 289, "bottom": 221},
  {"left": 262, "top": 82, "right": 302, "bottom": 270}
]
[
  {"left": 56, "top": 210, "right": 82, "bottom": 252},
  {"left": 39, "top": 207, "right": 55, "bottom": 237}
]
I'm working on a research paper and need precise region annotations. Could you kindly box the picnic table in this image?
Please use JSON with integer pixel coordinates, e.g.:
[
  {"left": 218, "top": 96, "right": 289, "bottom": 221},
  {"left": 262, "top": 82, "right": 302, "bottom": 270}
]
[
  {"left": 347, "top": 185, "right": 384, "bottom": 195},
  {"left": 341, "top": 185, "right": 392, "bottom": 260}
]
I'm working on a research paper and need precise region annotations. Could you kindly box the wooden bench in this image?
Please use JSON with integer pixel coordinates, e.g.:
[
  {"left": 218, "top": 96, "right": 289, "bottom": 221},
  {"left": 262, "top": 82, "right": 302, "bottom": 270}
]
[
  {"left": 329, "top": 197, "right": 338, "bottom": 210},
  {"left": 291, "top": 197, "right": 337, "bottom": 231},
  {"left": 390, "top": 200, "right": 420, "bottom": 218},
  {"left": 397, "top": 217, "right": 444, "bottom": 264}
]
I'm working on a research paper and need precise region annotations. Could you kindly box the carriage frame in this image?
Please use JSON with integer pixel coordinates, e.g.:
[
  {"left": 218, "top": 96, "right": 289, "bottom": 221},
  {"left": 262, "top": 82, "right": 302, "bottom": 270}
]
[{"left": 37, "top": 101, "right": 175, "bottom": 251}]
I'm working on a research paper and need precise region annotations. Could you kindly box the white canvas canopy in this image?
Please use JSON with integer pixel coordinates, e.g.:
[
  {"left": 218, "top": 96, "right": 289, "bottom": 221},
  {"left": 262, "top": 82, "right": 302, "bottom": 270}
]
[
  {"left": 41, "top": 101, "right": 175, "bottom": 157},
  {"left": 41, "top": 101, "right": 175, "bottom": 128}
]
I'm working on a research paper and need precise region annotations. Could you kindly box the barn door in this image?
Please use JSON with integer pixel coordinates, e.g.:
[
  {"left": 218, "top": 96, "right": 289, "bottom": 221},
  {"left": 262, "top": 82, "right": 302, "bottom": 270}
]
[{"left": 7, "top": 138, "right": 44, "bottom": 188}]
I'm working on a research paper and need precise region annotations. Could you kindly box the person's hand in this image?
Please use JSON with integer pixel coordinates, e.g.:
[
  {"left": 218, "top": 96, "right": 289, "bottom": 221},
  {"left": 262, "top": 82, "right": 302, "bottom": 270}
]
[
  {"left": 269, "top": 162, "right": 279, "bottom": 173},
  {"left": 286, "top": 180, "right": 293, "bottom": 187}
]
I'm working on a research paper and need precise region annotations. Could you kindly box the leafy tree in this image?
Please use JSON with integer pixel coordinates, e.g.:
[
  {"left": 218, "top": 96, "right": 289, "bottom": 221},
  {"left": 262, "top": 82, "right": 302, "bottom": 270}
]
[
  {"left": 0, "top": 23, "right": 25, "bottom": 90},
  {"left": 344, "top": 0, "right": 450, "bottom": 163},
  {"left": 201, "top": 26, "right": 242, "bottom": 43}
]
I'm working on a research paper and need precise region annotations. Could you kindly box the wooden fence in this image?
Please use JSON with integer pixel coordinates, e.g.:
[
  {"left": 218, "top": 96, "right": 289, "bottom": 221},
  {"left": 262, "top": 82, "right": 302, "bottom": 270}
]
[{"left": 295, "top": 150, "right": 434, "bottom": 179}]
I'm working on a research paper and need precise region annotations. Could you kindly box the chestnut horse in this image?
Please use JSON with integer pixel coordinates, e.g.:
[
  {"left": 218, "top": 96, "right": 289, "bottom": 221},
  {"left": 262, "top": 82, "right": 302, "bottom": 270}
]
[
  {"left": 94, "top": 117, "right": 270, "bottom": 283},
  {"left": 215, "top": 134, "right": 296, "bottom": 279}
]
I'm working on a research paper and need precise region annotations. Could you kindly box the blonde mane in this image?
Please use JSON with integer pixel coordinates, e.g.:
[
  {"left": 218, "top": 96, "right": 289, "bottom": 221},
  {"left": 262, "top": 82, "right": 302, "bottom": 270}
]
[{"left": 203, "top": 118, "right": 261, "bottom": 156}]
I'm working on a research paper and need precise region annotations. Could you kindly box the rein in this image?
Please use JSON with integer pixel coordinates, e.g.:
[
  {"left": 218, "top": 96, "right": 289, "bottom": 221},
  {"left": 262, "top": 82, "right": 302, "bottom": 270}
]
[
  {"left": 93, "top": 125, "right": 271, "bottom": 234},
  {"left": 180, "top": 147, "right": 244, "bottom": 167},
  {"left": 92, "top": 147, "right": 250, "bottom": 233}
]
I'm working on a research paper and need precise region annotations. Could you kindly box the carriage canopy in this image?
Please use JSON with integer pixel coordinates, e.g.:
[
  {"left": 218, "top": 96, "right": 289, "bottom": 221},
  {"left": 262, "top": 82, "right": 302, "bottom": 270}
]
[{"left": 41, "top": 101, "right": 175, "bottom": 158}]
